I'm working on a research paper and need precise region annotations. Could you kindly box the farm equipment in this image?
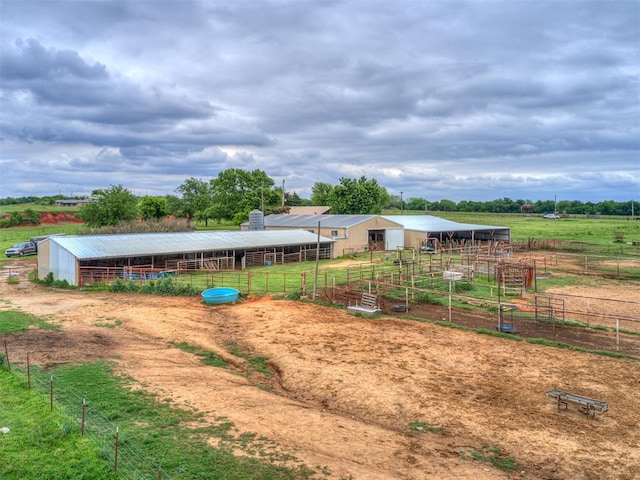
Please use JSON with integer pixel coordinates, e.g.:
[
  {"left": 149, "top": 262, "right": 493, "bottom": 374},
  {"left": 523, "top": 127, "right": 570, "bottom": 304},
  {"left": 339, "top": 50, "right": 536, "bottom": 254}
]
[{"left": 546, "top": 388, "right": 609, "bottom": 417}]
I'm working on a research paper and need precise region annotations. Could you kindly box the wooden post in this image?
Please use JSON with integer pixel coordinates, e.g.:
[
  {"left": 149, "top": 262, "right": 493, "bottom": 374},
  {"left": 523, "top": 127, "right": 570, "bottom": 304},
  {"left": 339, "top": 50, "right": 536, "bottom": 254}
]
[
  {"left": 114, "top": 427, "right": 119, "bottom": 472},
  {"left": 81, "top": 399, "right": 87, "bottom": 436},
  {"left": 3, "top": 340, "right": 10, "bottom": 372},
  {"left": 27, "top": 352, "right": 31, "bottom": 389},
  {"left": 313, "top": 221, "right": 320, "bottom": 299},
  {"left": 405, "top": 287, "right": 409, "bottom": 312}
]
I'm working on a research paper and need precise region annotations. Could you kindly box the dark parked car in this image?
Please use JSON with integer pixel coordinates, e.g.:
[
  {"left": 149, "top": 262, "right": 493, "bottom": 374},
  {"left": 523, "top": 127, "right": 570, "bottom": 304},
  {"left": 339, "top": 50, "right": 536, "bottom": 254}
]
[{"left": 5, "top": 241, "right": 37, "bottom": 257}]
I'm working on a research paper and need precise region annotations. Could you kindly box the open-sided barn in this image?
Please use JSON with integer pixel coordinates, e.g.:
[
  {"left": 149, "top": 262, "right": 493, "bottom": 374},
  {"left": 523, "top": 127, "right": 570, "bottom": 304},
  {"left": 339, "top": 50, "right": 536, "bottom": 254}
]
[
  {"left": 37, "top": 230, "right": 335, "bottom": 286},
  {"left": 381, "top": 215, "right": 511, "bottom": 251}
]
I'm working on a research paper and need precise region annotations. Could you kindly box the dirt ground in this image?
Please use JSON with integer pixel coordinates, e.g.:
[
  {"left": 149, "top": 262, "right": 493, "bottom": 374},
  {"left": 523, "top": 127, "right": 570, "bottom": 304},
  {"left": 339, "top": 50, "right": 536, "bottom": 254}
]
[{"left": 1, "top": 259, "right": 639, "bottom": 480}]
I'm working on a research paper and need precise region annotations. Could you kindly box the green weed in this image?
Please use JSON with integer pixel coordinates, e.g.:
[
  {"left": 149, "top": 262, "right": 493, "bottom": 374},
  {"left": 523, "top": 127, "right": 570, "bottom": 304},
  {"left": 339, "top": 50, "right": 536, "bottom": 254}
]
[{"left": 408, "top": 421, "right": 443, "bottom": 433}]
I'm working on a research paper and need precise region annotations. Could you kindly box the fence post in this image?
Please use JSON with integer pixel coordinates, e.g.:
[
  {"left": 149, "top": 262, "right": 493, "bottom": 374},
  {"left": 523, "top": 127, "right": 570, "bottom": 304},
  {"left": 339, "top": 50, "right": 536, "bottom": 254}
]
[
  {"left": 114, "top": 427, "right": 119, "bottom": 472},
  {"left": 27, "top": 352, "right": 31, "bottom": 389},
  {"left": 3, "top": 339, "right": 10, "bottom": 372},
  {"left": 81, "top": 398, "right": 87, "bottom": 436}
]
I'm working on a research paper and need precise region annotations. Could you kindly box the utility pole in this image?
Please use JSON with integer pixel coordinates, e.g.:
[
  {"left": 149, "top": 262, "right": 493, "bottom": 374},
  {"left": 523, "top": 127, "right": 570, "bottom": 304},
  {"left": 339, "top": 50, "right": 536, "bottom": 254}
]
[
  {"left": 261, "top": 186, "right": 264, "bottom": 212},
  {"left": 400, "top": 191, "right": 404, "bottom": 215}
]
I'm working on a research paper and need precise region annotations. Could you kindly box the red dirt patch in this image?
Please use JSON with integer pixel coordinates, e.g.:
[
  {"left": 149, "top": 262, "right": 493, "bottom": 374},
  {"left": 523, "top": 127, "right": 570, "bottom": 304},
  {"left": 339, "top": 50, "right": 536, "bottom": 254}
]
[{"left": 39, "top": 212, "right": 84, "bottom": 224}]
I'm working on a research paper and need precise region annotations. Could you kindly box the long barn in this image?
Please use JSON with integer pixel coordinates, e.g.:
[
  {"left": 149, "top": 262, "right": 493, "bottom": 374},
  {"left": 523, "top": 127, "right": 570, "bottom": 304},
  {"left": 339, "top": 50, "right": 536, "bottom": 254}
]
[{"left": 37, "top": 230, "right": 335, "bottom": 286}]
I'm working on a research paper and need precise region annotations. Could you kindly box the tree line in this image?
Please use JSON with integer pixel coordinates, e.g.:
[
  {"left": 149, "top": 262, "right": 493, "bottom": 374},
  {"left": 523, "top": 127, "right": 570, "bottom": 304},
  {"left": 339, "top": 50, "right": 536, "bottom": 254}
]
[{"left": 0, "top": 169, "right": 637, "bottom": 228}]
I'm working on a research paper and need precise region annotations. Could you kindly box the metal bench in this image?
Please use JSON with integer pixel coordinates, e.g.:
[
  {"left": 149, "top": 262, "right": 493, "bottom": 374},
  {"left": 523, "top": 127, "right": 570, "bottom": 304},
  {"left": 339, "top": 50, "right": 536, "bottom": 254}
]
[
  {"left": 546, "top": 388, "right": 609, "bottom": 417},
  {"left": 347, "top": 293, "right": 382, "bottom": 317}
]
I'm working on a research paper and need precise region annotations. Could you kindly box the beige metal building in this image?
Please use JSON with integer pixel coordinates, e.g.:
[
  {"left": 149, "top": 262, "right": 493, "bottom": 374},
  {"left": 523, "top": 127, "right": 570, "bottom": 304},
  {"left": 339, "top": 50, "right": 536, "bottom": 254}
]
[{"left": 242, "top": 213, "right": 405, "bottom": 257}]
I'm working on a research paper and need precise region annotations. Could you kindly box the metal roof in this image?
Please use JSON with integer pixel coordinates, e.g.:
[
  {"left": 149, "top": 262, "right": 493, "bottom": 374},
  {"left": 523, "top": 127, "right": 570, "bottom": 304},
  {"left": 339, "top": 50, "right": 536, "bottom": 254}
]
[
  {"left": 49, "top": 230, "right": 334, "bottom": 260},
  {"left": 381, "top": 215, "right": 510, "bottom": 233},
  {"left": 260, "top": 214, "right": 403, "bottom": 228}
]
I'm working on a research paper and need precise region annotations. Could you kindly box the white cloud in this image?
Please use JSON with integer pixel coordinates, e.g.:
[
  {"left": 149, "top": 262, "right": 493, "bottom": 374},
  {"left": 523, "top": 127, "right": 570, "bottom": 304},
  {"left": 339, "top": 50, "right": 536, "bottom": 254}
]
[{"left": 0, "top": 0, "right": 638, "bottom": 202}]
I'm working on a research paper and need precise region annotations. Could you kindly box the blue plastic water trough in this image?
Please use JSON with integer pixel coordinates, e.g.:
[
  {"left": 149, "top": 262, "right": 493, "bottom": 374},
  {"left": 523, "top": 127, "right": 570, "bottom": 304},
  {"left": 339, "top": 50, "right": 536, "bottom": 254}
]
[{"left": 201, "top": 287, "right": 240, "bottom": 305}]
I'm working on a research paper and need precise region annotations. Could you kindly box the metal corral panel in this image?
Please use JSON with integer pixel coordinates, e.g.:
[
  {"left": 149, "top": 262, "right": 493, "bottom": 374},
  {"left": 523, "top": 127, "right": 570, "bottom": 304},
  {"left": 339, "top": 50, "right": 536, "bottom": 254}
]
[{"left": 49, "top": 230, "right": 335, "bottom": 260}]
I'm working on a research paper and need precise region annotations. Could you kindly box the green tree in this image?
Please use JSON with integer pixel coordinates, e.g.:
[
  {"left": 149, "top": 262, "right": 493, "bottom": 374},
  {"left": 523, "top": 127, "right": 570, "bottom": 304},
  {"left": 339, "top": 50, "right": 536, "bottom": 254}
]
[
  {"left": 406, "top": 197, "right": 428, "bottom": 211},
  {"left": 163, "top": 194, "right": 184, "bottom": 216},
  {"left": 310, "top": 182, "right": 333, "bottom": 206},
  {"left": 284, "top": 191, "right": 308, "bottom": 207},
  {"left": 138, "top": 196, "right": 167, "bottom": 220},
  {"left": 209, "top": 169, "right": 276, "bottom": 222},
  {"left": 175, "top": 178, "right": 211, "bottom": 226},
  {"left": 328, "top": 176, "right": 389, "bottom": 214},
  {"left": 430, "top": 199, "right": 457, "bottom": 212},
  {"left": 77, "top": 185, "right": 138, "bottom": 227}
]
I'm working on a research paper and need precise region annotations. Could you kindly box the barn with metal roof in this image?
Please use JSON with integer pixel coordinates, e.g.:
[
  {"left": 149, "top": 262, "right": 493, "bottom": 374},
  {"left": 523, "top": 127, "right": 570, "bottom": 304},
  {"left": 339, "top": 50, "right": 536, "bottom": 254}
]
[
  {"left": 241, "top": 214, "right": 405, "bottom": 257},
  {"left": 37, "top": 230, "right": 335, "bottom": 286},
  {"left": 241, "top": 212, "right": 510, "bottom": 255},
  {"left": 381, "top": 215, "right": 511, "bottom": 251}
]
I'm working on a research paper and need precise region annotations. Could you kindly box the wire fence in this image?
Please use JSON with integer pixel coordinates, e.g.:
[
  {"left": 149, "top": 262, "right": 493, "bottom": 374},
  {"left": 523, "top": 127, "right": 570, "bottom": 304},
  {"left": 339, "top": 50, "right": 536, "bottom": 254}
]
[{"left": 1, "top": 342, "right": 173, "bottom": 480}]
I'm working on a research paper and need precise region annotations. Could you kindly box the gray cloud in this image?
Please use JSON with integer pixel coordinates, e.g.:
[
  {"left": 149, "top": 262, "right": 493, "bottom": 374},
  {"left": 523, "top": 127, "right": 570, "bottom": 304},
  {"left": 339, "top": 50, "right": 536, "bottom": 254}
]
[{"left": 0, "top": 0, "right": 638, "bottom": 203}]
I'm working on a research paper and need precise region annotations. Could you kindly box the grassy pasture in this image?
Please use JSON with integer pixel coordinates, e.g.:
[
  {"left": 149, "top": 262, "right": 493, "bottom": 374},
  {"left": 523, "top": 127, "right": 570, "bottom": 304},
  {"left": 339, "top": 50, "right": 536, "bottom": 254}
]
[
  {"left": 422, "top": 211, "right": 640, "bottom": 245},
  {"left": 0, "top": 224, "right": 85, "bottom": 261},
  {"left": 0, "top": 203, "right": 81, "bottom": 215}
]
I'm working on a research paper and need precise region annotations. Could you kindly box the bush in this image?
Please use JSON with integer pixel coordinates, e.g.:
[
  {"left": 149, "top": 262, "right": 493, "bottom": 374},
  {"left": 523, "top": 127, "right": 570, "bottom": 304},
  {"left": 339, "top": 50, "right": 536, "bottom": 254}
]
[
  {"left": 414, "top": 292, "right": 444, "bottom": 305},
  {"left": 107, "top": 277, "right": 199, "bottom": 297},
  {"left": 109, "top": 278, "right": 129, "bottom": 292},
  {"left": 454, "top": 280, "right": 473, "bottom": 292}
]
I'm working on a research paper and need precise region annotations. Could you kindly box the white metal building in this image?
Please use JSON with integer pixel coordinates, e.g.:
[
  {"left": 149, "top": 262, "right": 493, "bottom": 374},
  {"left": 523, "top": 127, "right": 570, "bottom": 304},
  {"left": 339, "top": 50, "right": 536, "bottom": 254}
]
[{"left": 381, "top": 215, "right": 511, "bottom": 250}]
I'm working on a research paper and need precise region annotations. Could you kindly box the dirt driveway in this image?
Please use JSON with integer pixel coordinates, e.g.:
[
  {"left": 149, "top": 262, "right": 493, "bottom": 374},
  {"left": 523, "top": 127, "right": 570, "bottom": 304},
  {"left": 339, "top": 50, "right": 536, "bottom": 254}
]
[{"left": 2, "top": 260, "right": 639, "bottom": 480}]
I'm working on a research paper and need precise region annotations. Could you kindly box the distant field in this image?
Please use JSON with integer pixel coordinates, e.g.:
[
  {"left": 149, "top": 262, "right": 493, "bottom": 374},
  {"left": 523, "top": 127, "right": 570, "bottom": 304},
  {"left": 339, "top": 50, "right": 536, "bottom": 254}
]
[
  {"left": 387, "top": 210, "right": 640, "bottom": 245},
  {"left": 0, "top": 203, "right": 80, "bottom": 215}
]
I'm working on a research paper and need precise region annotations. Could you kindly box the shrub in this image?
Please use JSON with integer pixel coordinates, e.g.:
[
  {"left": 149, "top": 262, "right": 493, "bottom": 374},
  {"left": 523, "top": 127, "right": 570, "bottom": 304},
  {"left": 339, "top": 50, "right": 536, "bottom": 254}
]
[
  {"left": 454, "top": 279, "right": 473, "bottom": 292},
  {"left": 414, "top": 292, "right": 444, "bottom": 305},
  {"left": 109, "top": 278, "right": 128, "bottom": 292}
]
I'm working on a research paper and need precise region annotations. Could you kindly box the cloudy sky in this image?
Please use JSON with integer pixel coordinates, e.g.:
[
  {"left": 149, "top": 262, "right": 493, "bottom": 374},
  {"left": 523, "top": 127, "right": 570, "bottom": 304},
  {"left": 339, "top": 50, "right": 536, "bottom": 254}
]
[{"left": 1, "top": 0, "right": 638, "bottom": 203}]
